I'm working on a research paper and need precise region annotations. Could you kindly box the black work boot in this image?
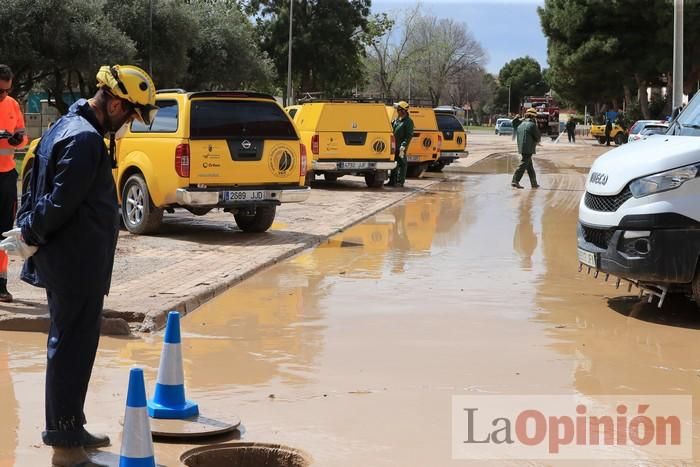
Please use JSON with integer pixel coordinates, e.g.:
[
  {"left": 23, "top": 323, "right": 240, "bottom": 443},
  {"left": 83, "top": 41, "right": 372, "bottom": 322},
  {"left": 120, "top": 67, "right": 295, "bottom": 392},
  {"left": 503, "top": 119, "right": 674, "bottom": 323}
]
[
  {"left": 81, "top": 429, "right": 110, "bottom": 448},
  {"left": 0, "top": 278, "right": 12, "bottom": 303}
]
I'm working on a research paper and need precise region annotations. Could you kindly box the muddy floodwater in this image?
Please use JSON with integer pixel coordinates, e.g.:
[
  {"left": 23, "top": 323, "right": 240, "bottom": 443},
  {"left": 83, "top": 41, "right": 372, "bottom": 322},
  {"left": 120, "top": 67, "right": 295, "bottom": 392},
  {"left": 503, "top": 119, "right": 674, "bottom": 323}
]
[{"left": 3, "top": 154, "right": 700, "bottom": 466}]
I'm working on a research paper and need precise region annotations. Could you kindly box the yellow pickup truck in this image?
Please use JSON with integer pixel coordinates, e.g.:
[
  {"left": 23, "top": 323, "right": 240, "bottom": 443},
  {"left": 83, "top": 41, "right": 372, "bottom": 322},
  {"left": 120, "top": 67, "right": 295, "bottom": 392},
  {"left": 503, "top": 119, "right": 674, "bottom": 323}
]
[
  {"left": 286, "top": 101, "right": 396, "bottom": 188},
  {"left": 590, "top": 123, "right": 627, "bottom": 145},
  {"left": 21, "top": 90, "right": 310, "bottom": 234},
  {"left": 386, "top": 106, "right": 441, "bottom": 178}
]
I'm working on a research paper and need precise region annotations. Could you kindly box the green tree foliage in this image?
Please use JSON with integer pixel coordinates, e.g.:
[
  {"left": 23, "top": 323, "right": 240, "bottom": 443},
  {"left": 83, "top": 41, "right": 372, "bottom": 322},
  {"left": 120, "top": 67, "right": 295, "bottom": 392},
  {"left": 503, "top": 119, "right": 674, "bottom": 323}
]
[
  {"left": 250, "top": 0, "right": 373, "bottom": 98},
  {"left": 494, "top": 57, "right": 547, "bottom": 114},
  {"left": 183, "top": 1, "right": 275, "bottom": 91},
  {"left": 2, "top": 0, "right": 134, "bottom": 113},
  {"left": 1, "top": 0, "right": 274, "bottom": 114},
  {"left": 539, "top": 0, "right": 700, "bottom": 117}
]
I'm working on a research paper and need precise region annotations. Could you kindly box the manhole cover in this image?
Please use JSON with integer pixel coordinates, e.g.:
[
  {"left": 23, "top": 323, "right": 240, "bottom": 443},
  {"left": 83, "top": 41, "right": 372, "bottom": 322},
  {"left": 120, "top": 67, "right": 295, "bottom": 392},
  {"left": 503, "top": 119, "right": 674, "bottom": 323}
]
[{"left": 181, "top": 442, "right": 311, "bottom": 467}]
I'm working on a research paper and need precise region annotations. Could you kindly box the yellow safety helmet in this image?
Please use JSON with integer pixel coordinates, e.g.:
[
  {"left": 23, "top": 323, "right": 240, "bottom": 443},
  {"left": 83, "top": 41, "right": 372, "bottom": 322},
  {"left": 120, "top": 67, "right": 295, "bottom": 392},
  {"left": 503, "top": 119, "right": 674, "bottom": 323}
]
[
  {"left": 525, "top": 107, "right": 538, "bottom": 117},
  {"left": 96, "top": 65, "right": 158, "bottom": 125},
  {"left": 396, "top": 101, "right": 410, "bottom": 111}
]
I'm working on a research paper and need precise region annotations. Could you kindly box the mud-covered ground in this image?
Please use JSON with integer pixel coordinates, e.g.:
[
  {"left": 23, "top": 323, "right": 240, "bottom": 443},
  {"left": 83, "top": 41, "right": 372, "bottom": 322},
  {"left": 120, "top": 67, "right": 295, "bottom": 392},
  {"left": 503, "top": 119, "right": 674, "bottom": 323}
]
[{"left": 6, "top": 134, "right": 698, "bottom": 466}]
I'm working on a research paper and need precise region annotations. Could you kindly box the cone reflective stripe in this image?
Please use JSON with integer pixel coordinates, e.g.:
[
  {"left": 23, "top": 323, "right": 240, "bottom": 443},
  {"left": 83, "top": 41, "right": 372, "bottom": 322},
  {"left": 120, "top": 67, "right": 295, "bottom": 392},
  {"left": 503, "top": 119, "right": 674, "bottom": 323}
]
[
  {"left": 147, "top": 311, "right": 199, "bottom": 419},
  {"left": 120, "top": 368, "right": 156, "bottom": 467}
]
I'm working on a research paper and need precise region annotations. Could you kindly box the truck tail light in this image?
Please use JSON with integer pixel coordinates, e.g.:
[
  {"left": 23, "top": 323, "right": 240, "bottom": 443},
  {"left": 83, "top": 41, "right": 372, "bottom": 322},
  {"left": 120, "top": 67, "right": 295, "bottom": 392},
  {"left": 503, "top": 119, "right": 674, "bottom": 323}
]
[
  {"left": 300, "top": 143, "right": 308, "bottom": 177},
  {"left": 437, "top": 134, "right": 442, "bottom": 151},
  {"left": 175, "top": 143, "right": 190, "bottom": 178},
  {"left": 390, "top": 135, "right": 396, "bottom": 154},
  {"left": 311, "top": 134, "right": 319, "bottom": 155}
]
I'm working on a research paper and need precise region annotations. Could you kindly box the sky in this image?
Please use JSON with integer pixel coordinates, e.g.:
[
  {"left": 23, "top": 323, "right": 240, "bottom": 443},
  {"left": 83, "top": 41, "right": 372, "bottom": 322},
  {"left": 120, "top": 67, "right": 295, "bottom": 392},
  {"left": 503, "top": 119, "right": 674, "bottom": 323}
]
[{"left": 371, "top": 0, "right": 548, "bottom": 75}]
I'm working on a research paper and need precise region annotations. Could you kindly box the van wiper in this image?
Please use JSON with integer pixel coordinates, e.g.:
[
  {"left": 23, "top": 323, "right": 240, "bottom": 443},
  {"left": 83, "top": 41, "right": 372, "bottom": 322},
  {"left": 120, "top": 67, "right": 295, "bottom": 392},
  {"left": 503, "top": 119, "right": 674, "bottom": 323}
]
[{"left": 680, "top": 123, "right": 700, "bottom": 129}]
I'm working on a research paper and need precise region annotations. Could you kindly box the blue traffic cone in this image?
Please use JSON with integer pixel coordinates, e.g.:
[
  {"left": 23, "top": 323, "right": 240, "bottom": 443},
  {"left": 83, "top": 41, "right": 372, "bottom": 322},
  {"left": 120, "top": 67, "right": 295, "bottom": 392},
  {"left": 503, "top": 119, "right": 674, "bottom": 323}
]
[
  {"left": 120, "top": 368, "right": 156, "bottom": 467},
  {"left": 147, "top": 311, "right": 199, "bottom": 419}
]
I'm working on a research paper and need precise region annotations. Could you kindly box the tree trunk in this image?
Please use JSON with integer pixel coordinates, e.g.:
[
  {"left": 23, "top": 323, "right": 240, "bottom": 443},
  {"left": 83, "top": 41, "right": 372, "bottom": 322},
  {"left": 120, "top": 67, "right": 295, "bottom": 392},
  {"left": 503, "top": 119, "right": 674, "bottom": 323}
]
[
  {"left": 623, "top": 85, "right": 632, "bottom": 112},
  {"left": 49, "top": 68, "right": 69, "bottom": 115},
  {"left": 636, "top": 76, "right": 650, "bottom": 119},
  {"left": 664, "top": 72, "right": 673, "bottom": 116}
]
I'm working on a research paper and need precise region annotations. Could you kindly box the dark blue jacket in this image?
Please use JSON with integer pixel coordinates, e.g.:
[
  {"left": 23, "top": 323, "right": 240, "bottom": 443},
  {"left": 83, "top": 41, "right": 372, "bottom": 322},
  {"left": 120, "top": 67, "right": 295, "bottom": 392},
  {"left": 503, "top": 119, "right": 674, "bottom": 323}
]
[{"left": 16, "top": 99, "right": 119, "bottom": 297}]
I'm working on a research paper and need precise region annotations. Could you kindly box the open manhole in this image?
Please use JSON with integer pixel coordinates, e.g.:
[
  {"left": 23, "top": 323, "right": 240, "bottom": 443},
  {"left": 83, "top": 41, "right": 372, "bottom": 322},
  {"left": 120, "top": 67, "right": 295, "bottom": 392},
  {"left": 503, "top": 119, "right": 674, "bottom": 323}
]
[{"left": 181, "top": 442, "right": 311, "bottom": 467}]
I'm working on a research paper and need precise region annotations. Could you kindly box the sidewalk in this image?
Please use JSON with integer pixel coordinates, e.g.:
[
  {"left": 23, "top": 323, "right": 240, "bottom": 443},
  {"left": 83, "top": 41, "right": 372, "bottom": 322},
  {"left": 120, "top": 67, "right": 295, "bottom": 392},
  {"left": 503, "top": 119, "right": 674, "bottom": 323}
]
[{"left": 0, "top": 177, "right": 438, "bottom": 335}]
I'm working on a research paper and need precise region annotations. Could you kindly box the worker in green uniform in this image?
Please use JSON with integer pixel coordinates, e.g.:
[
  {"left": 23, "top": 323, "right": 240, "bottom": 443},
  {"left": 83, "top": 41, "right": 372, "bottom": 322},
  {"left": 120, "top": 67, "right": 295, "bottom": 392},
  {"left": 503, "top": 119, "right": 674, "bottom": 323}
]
[
  {"left": 512, "top": 107, "right": 541, "bottom": 189},
  {"left": 387, "top": 101, "right": 414, "bottom": 187}
]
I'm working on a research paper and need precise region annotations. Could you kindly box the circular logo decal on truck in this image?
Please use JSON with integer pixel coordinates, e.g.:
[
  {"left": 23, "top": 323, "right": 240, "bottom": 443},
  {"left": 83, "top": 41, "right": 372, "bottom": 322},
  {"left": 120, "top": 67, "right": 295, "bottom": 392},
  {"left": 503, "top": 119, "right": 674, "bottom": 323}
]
[
  {"left": 456, "top": 136, "right": 463, "bottom": 145},
  {"left": 269, "top": 146, "right": 295, "bottom": 177},
  {"left": 372, "top": 139, "right": 386, "bottom": 153},
  {"left": 422, "top": 137, "right": 432, "bottom": 148}
]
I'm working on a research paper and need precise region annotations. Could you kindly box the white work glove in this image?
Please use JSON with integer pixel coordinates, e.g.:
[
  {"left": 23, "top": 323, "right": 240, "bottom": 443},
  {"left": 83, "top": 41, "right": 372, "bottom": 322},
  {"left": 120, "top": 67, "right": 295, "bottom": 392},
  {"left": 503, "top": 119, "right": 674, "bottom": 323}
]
[
  {"left": 399, "top": 147, "right": 406, "bottom": 158},
  {"left": 0, "top": 228, "right": 38, "bottom": 259}
]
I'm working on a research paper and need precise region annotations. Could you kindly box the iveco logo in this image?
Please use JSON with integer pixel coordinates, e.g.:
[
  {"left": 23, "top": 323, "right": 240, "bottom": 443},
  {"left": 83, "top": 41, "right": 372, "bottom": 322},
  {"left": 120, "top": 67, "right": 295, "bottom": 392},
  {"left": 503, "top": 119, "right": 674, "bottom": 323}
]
[
  {"left": 352, "top": 121, "right": 358, "bottom": 129},
  {"left": 372, "top": 140, "right": 386, "bottom": 153},
  {"left": 590, "top": 172, "right": 609, "bottom": 185},
  {"left": 241, "top": 140, "right": 252, "bottom": 149},
  {"left": 422, "top": 137, "right": 432, "bottom": 148}
]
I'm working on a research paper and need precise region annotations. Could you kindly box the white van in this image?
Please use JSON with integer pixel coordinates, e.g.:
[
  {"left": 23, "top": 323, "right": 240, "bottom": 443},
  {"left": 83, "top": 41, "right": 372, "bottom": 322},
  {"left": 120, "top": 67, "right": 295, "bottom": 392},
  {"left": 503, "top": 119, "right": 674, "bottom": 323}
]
[{"left": 576, "top": 95, "right": 700, "bottom": 306}]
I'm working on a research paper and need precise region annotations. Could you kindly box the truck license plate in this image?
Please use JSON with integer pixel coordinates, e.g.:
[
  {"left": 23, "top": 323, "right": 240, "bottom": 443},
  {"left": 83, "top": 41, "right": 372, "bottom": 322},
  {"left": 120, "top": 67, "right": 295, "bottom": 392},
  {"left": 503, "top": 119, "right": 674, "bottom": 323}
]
[
  {"left": 407, "top": 155, "right": 420, "bottom": 162},
  {"left": 221, "top": 190, "right": 266, "bottom": 202},
  {"left": 577, "top": 248, "right": 596, "bottom": 268},
  {"left": 339, "top": 161, "right": 369, "bottom": 170}
]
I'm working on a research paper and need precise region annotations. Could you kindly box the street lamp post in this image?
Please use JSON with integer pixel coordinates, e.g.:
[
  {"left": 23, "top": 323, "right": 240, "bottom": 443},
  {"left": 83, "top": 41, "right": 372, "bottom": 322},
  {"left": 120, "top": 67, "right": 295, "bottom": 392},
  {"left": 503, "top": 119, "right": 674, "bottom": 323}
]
[
  {"left": 149, "top": 0, "right": 153, "bottom": 76},
  {"left": 672, "top": 0, "right": 683, "bottom": 111},
  {"left": 286, "top": 0, "right": 294, "bottom": 106},
  {"left": 507, "top": 83, "right": 511, "bottom": 115}
]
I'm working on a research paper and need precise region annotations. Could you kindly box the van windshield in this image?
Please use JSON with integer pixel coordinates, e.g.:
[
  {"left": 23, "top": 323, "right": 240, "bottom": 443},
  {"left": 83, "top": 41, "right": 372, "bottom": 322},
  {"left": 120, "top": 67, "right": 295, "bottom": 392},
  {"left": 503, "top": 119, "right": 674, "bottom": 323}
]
[{"left": 190, "top": 100, "right": 297, "bottom": 140}]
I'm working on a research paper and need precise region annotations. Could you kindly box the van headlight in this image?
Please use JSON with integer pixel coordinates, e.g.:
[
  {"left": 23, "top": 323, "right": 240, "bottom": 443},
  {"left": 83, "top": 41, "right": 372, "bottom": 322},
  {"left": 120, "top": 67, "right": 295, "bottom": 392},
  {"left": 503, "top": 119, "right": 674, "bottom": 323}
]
[{"left": 629, "top": 164, "right": 699, "bottom": 198}]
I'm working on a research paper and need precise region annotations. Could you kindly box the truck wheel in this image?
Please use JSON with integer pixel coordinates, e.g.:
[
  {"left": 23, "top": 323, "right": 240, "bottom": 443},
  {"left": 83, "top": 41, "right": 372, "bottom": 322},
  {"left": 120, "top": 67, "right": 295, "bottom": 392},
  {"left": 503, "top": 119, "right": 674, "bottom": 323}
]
[
  {"left": 427, "top": 161, "right": 446, "bottom": 172},
  {"left": 406, "top": 164, "right": 427, "bottom": 178},
  {"left": 365, "top": 170, "right": 387, "bottom": 188},
  {"left": 324, "top": 173, "right": 338, "bottom": 182},
  {"left": 614, "top": 133, "right": 625, "bottom": 146},
  {"left": 122, "top": 174, "right": 163, "bottom": 235},
  {"left": 692, "top": 268, "right": 700, "bottom": 306},
  {"left": 305, "top": 171, "right": 315, "bottom": 187},
  {"left": 234, "top": 205, "right": 276, "bottom": 233},
  {"left": 597, "top": 137, "right": 606, "bottom": 145}
]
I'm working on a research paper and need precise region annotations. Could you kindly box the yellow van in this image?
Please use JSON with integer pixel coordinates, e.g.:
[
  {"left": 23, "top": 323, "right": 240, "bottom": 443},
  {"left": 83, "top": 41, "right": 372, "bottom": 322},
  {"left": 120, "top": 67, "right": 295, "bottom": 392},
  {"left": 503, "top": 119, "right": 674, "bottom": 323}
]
[
  {"left": 432, "top": 111, "right": 467, "bottom": 171},
  {"left": 386, "top": 106, "right": 441, "bottom": 178},
  {"left": 22, "top": 90, "right": 309, "bottom": 234},
  {"left": 286, "top": 102, "right": 396, "bottom": 188}
]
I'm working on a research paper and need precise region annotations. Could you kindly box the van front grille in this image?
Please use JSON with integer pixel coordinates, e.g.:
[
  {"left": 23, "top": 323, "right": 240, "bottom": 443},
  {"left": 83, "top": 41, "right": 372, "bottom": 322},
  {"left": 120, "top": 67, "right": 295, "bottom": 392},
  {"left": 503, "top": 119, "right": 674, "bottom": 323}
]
[
  {"left": 584, "top": 187, "right": 632, "bottom": 212},
  {"left": 582, "top": 225, "right": 615, "bottom": 250}
]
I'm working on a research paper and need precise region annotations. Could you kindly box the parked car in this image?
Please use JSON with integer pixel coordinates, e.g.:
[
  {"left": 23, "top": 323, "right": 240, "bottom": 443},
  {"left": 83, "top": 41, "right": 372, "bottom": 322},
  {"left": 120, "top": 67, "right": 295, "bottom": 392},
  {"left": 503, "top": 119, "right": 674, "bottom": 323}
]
[
  {"left": 627, "top": 120, "right": 669, "bottom": 143},
  {"left": 590, "top": 122, "right": 627, "bottom": 145},
  {"left": 22, "top": 90, "right": 310, "bottom": 234},
  {"left": 430, "top": 111, "right": 467, "bottom": 171},
  {"left": 286, "top": 101, "right": 396, "bottom": 188},
  {"left": 495, "top": 118, "right": 513, "bottom": 136},
  {"left": 386, "top": 106, "right": 441, "bottom": 178}
]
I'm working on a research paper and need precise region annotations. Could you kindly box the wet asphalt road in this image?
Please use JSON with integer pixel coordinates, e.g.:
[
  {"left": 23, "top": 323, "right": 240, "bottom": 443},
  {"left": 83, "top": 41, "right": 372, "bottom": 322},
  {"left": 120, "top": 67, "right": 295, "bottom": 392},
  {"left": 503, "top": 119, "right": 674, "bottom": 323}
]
[{"left": 2, "top": 152, "right": 700, "bottom": 466}]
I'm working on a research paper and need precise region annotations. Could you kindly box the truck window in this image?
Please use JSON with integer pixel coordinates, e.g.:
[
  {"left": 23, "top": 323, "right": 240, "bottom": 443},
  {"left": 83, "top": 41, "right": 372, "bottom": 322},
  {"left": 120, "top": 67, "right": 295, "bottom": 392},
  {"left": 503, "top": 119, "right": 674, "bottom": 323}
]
[
  {"left": 131, "top": 100, "right": 178, "bottom": 133},
  {"left": 436, "top": 114, "right": 463, "bottom": 131},
  {"left": 190, "top": 100, "right": 297, "bottom": 140}
]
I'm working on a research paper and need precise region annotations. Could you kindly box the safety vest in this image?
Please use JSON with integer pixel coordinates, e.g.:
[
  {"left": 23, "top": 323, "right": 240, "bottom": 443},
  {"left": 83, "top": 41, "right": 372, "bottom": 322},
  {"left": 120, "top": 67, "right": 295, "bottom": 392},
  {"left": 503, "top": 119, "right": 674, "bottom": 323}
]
[{"left": 0, "top": 96, "right": 28, "bottom": 172}]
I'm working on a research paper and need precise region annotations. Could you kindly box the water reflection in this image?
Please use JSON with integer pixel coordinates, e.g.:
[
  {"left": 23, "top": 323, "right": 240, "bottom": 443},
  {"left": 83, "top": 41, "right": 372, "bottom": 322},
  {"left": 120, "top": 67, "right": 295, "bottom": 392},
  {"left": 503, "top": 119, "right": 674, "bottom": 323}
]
[
  {"left": 512, "top": 190, "right": 538, "bottom": 270},
  {"left": 0, "top": 342, "right": 17, "bottom": 466}
]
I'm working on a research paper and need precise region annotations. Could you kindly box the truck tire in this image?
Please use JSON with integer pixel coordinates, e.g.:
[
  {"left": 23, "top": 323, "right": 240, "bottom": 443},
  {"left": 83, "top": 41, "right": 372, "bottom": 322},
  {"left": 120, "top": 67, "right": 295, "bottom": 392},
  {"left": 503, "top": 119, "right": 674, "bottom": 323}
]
[
  {"left": 305, "top": 171, "right": 315, "bottom": 187},
  {"left": 365, "top": 170, "right": 387, "bottom": 188},
  {"left": 614, "top": 133, "right": 625, "bottom": 146},
  {"left": 597, "top": 137, "right": 606, "bottom": 145},
  {"left": 428, "top": 161, "right": 446, "bottom": 172},
  {"left": 234, "top": 205, "right": 276, "bottom": 233},
  {"left": 406, "top": 164, "right": 427, "bottom": 178},
  {"left": 121, "top": 174, "right": 163, "bottom": 235},
  {"left": 324, "top": 173, "right": 339, "bottom": 182},
  {"left": 692, "top": 268, "right": 700, "bottom": 306}
]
